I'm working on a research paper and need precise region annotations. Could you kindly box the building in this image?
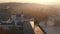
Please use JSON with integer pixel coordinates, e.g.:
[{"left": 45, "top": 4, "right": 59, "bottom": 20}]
[
  {"left": 47, "top": 15, "right": 60, "bottom": 26},
  {"left": 0, "top": 12, "right": 35, "bottom": 34}
]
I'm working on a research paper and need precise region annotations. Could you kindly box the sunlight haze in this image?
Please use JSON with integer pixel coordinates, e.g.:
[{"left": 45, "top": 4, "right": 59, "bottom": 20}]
[{"left": 0, "top": 0, "right": 60, "bottom": 5}]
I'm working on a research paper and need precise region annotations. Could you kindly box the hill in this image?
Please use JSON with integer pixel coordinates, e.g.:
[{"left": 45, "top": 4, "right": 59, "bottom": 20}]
[{"left": 0, "top": 2, "right": 60, "bottom": 21}]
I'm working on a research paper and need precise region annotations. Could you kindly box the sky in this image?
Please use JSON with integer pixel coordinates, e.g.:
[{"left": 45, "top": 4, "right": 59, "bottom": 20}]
[{"left": 0, "top": 0, "right": 60, "bottom": 5}]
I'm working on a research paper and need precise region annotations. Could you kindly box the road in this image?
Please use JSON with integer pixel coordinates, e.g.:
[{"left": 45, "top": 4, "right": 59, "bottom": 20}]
[{"left": 41, "top": 26, "right": 60, "bottom": 34}]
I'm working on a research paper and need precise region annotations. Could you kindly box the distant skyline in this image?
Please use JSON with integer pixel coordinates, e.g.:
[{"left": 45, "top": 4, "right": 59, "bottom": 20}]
[{"left": 0, "top": 0, "right": 60, "bottom": 5}]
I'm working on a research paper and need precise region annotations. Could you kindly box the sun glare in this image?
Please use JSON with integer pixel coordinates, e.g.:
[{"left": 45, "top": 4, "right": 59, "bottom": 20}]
[
  {"left": 16, "top": 0, "right": 58, "bottom": 5},
  {"left": 30, "top": 21, "right": 34, "bottom": 28},
  {"left": 31, "top": 0, "right": 56, "bottom": 4},
  {"left": 0, "top": 0, "right": 59, "bottom": 5},
  {"left": 34, "top": 0, "right": 49, "bottom": 3}
]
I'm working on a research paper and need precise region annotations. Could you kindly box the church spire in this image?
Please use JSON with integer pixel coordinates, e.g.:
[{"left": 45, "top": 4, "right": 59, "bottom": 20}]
[{"left": 21, "top": 11, "right": 24, "bottom": 18}]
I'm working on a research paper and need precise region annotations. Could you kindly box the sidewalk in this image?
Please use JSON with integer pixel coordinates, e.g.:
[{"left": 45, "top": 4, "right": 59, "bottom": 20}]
[{"left": 34, "top": 26, "right": 44, "bottom": 34}]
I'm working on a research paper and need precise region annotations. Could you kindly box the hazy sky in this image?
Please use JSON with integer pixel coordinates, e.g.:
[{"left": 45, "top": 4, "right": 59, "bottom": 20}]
[{"left": 0, "top": 0, "right": 60, "bottom": 5}]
